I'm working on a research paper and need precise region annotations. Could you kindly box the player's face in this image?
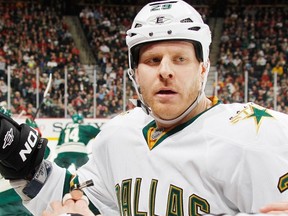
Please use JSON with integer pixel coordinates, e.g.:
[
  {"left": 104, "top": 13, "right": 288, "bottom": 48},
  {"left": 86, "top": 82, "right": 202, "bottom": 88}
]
[{"left": 136, "top": 40, "right": 205, "bottom": 122}]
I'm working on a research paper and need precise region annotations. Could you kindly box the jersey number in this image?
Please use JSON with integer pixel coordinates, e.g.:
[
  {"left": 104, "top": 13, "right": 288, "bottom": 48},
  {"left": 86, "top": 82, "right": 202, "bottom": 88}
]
[
  {"left": 64, "top": 127, "right": 80, "bottom": 143},
  {"left": 151, "top": 4, "right": 172, "bottom": 11}
]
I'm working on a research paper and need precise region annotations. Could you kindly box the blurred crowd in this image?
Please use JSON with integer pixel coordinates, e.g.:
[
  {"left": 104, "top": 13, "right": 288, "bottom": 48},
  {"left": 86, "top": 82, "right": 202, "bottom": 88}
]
[
  {"left": 0, "top": 1, "right": 287, "bottom": 118},
  {"left": 216, "top": 5, "right": 288, "bottom": 113},
  {"left": 0, "top": 1, "right": 83, "bottom": 117}
]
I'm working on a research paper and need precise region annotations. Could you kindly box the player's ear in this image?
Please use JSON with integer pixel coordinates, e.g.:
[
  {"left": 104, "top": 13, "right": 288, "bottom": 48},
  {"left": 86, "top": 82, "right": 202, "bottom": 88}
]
[
  {"left": 200, "top": 63, "right": 206, "bottom": 80},
  {"left": 201, "top": 62, "right": 207, "bottom": 74},
  {"left": 199, "top": 61, "right": 209, "bottom": 85},
  {"left": 202, "top": 65, "right": 206, "bottom": 73},
  {"left": 201, "top": 60, "right": 210, "bottom": 75}
]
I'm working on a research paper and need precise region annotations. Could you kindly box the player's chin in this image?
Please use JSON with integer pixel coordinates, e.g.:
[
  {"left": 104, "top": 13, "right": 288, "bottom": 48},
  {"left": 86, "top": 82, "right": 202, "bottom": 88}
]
[{"left": 152, "top": 104, "right": 182, "bottom": 120}]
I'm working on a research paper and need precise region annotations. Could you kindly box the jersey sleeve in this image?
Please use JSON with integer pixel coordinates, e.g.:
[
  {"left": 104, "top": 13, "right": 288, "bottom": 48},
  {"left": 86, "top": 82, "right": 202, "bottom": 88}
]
[
  {"left": 23, "top": 163, "right": 66, "bottom": 215},
  {"left": 206, "top": 127, "right": 288, "bottom": 213},
  {"left": 75, "top": 119, "right": 126, "bottom": 215},
  {"left": 23, "top": 121, "right": 113, "bottom": 215},
  {"left": 77, "top": 157, "right": 119, "bottom": 215}
]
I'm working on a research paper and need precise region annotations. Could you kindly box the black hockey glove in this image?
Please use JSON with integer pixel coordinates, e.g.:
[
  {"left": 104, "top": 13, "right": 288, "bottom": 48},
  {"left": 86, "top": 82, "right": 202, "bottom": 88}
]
[{"left": 0, "top": 112, "right": 48, "bottom": 180}]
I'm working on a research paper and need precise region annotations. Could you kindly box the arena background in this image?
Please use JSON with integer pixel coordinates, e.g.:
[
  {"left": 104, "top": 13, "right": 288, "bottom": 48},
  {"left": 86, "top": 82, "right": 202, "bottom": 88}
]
[
  {"left": 0, "top": 1, "right": 287, "bottom": 215},
  {"left": 0, "top": 0, "right": 287, "bottom": 137}
]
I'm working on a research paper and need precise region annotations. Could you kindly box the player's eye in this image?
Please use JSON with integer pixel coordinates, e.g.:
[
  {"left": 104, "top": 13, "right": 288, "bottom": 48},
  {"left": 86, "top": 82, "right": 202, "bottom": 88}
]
[
  {"left": 175, "top": 56, "right": 186, "bottom": 62},
  {"left": 151, "top": 57, "right": 161, "bottom": 63},
  {"left": 145, "top": 57, "right": 161, "bottom": 65}
]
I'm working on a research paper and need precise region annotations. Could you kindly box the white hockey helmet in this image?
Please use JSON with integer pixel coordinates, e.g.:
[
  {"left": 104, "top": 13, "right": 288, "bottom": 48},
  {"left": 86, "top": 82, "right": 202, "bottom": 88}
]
[
  {"left": 126, "top": 0, "right": 211, "bottom": 68},
  {"left": 126, "top": 0, "right": 212, "bottom": 126}
]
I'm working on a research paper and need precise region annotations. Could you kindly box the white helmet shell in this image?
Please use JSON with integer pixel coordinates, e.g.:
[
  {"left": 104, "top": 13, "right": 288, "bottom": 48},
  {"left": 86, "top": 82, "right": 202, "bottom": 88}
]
[
  {"left": 126, "top": 0, "right": 211, "bottom": 65},
  {"left": 126, "top": 0, "right": 212, "bottom": 126}
]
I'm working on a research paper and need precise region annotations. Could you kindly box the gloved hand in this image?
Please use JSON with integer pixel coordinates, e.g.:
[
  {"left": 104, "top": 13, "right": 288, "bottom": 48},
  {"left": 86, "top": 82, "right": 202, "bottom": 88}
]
[{"left": 0, "top": 112, "right": 48, "bottom": 180}]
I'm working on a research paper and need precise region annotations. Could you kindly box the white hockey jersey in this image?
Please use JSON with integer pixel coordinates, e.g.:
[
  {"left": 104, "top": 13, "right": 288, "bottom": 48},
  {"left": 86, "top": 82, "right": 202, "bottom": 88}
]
[{"left": 26, "top": 101, "right": 288, "bottom": 216}]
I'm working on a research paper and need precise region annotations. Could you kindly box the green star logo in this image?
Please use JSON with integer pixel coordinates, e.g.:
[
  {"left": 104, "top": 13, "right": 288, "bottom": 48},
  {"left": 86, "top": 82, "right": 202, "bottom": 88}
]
[
  {"left": 246, "top": 105, "right": 273, "bottom": 132},
  {"left": 248, "top": 106, "right": 273, "bottom": 123},
  {"left": 230, "top": 104, "right": 274, "bottom": 133}
]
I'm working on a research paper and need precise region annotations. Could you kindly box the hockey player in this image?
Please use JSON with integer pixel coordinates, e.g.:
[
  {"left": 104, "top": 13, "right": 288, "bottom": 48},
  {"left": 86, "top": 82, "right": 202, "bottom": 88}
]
[
  {"left": 54, "top": 112, "right": 100, "bottom": 173},
  {"left": 1, "top": 1, "right": 288, "bottom": 215}
]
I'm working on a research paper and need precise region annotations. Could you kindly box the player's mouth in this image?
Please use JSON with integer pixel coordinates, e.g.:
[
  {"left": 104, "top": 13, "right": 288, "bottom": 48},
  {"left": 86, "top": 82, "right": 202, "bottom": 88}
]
[
  {"left": 155, "top": 89, "right": 177, "bottom": 101},
  {"left": 157, "top": 89, "right": 176, "bottom": 95}
]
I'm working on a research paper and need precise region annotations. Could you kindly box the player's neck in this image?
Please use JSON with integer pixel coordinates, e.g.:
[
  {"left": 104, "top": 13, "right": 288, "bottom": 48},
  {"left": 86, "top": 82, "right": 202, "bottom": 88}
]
[{"left": 156, "top": 96, "right": 212, "bottom": 130}]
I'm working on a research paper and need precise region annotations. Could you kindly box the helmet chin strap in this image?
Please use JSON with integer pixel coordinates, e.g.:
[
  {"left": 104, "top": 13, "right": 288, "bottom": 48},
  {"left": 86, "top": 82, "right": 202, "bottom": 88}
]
[
  {"left": 149, "top": 91, "right": 203, "bottom": 126},
  {"left": 127, "top": 68, "right": 204, "bottom": 127}
]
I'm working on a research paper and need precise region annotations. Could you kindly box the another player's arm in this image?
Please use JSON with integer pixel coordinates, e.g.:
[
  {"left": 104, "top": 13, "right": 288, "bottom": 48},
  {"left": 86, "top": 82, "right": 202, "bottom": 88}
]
[{"left": 0, "top": 112, "right": 98, "bottom": 215}]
